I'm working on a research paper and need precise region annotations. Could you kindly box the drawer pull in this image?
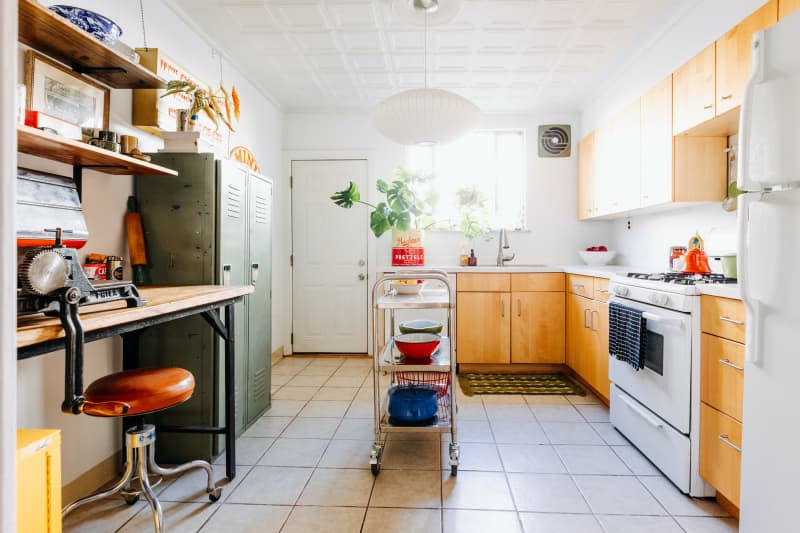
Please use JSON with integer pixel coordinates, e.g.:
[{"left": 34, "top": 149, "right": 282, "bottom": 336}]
[
  {"left": 597, "top": 289, "right": 609, "bottom": 293},
  {"left": 719, "top": 316, "right": 744, "bottom": 326},
  {"left": 721, "top": 94, "right": 733, "bottom": 100},
  {"left": 619, "top": 394, "right": 664, "bottom": 429},
  {"left": 718, "top": 358, "right": 744, "bottom": 372},
  {"left": 703, "top": 104, "right": 713, "bottom": 109},
  {"left": 718, "top": 434, "right": 742, "bottom": 453},
  {"left": 573, "top": 283, "right": 585, "bottom": 289}
]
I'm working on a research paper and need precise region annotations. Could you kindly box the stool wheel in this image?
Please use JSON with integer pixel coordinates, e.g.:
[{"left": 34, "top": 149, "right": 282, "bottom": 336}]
[
  {"left": 208, "top": 487, "right": 222, "bottom": 502},
  {"left": 123, "top": 494, "right": 140, "bottom": 505}
]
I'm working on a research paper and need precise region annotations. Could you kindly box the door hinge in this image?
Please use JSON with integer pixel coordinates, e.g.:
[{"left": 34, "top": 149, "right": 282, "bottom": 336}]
[
  {"left": 289, "top": 175, "right": 293, "bottom": 188},
  {"left": 290, "top": 254, "right": 294, "bottom": 267},
  {"left": 291, "top": 333, "right": 294, "bottom": 344}
]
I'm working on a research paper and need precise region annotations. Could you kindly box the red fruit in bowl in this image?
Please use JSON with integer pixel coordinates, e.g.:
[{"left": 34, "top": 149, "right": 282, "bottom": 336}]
[{"left": 598, "top": 246, "right": 608, "bottom": 252}]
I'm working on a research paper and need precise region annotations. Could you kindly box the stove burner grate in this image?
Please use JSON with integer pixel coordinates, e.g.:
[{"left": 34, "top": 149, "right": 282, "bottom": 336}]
[{"left": 626, "top": 272, "right": 737, "bottom": 285}]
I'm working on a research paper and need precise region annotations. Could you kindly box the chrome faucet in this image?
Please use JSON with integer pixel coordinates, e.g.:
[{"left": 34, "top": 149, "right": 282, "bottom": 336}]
[{"left": 496, "top": 228, "right": 515, "bottom": 266}]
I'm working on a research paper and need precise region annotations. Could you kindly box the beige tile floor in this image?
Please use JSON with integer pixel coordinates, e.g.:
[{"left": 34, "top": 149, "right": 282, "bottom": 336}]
[{"left": 64, "top": 356, "right": 739, "bottom": 533}]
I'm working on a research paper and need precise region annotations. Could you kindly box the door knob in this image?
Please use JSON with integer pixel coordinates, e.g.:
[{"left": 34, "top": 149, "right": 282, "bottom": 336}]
[{"left": 358, "top": 273, "right": 366, "bottom": 281}]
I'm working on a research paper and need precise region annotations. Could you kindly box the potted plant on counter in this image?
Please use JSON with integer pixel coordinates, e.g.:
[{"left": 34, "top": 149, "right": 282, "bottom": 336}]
[{"left": 331, "top": 167, "right": 431, "bottom": 266}]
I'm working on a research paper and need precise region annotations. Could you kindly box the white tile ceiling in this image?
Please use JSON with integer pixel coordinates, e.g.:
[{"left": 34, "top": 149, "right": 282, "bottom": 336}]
[{"left": 167, "top": 0, "right": 683, "bottom": 113}]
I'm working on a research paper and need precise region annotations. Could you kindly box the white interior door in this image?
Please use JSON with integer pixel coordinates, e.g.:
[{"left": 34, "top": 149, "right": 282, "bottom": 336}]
[{"left": 292, "top": 160, "right": 369, "bottom": 353}]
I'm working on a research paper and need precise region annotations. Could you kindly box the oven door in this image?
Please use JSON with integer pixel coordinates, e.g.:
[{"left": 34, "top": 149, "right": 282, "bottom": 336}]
[{"left": 608, "top": 297, "right": 692, "bottom": 434}]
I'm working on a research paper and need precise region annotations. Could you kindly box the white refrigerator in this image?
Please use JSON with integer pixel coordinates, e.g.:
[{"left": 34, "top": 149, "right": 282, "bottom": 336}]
[{"left": 737, "top": 10, "right": 800, "bottom": 533}]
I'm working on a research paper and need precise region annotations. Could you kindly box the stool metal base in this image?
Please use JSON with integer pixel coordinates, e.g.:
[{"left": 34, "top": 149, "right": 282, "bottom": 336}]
[{"left": 62, "top": 424, "right": 221, "bottom": 532}]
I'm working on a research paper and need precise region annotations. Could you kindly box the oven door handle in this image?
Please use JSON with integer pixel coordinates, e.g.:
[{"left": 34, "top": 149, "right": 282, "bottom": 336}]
[
  {"left": 641, "top": 312, "right": 685, "bottom": 329},
  {"left": 618, "top": 393, "right": 664, "bottom": 429}
]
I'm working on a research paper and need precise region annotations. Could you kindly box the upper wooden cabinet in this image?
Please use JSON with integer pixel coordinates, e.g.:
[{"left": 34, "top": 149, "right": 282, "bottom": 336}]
[
  {"left": 640, "top": 76, "right": 675, "bottom": 207},
  {"left": 673, "top": 44, "right": 716, "bottom": 135},
  {"left": 716, "top": 0, "right": 778, "bottom": 114},
  {"left": 780, "top": 0, "right": 800, "bottom": 19},
  {"left": 577, "top": 132, "right": 596, "bottom": 220}
]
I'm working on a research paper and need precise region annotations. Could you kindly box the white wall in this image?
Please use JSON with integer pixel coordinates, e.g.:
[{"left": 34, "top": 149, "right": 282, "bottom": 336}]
[
  {"left": 17, "top": 0, "right": 283, "bottom": 487},
  {"left": 1, "top": 2, "right": 17, "bottom": 530},
  {"left": 283, "top": 112, "right": 613, "bottom": 269},
  {"left": 580, "top": 0, "right": 767, "bottom": 269}
]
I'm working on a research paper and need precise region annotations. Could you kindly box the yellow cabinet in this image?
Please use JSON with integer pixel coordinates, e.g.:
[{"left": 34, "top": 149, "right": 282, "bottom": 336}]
[
  {"left": 511, "top": 291, "right": 565, "bottom": 364},
  {"left": 577, "top": 132, "right": 596, "bottom": 220},
  {"left": 716, "top": 0, "right": 778, "bottom": 115},
  {"left": 673, "top": 44, "right": 716, "bottom": 135},
  {"left": 17, "top": 429, "right": 62, "bottom": 533},
  {"left": 701, "top": 333, "right": 745, "bottom": 422},
  {"left": 566, "top": 292, "right": 610, "bottom": 401},
  {"left": 456, "top": 292, "right": 510, "bottom": 363},
  {"left": 780, "top": 0, "right": 800, "bottom": 18},
  {"left": 700, "top": 404, "right": 743, "bottom": 507}
]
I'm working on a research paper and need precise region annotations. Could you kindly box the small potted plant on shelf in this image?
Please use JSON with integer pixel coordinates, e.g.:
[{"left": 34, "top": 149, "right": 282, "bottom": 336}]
[{"left": 331, "top": 167, "right": 431, "bottom": 266}]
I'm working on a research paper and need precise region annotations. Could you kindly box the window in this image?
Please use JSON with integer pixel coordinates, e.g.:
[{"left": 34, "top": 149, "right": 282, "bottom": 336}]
[{"left": 406, "top": 130, "right": 526, "bottom": 237}]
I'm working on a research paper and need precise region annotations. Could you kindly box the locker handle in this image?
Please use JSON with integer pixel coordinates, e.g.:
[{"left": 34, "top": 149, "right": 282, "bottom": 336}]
[
  {"left": 222, "top": 264, "right": 231, "bottom": 286},
  {"left": 251, "top": 263, "right": 260, "bottom": 285}
]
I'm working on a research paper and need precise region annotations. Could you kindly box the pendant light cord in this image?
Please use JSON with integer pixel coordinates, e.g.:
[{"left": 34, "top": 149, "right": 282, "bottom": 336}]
[{"left": 139, "top": 0, "right": 149, "bottom": 50}]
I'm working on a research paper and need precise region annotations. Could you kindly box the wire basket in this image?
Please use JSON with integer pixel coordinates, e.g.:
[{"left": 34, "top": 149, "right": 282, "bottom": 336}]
[{"left": 395, "top": 371, "right": 451, "bottom": 397}]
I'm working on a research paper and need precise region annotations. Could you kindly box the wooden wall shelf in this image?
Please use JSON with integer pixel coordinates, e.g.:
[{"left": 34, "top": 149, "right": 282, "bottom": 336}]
[
  {"left": 18, "top": 0, "right": 165, "bottom": 89},
  {"left": 17, "top": 125, "right": 177, "bottom": 177}
]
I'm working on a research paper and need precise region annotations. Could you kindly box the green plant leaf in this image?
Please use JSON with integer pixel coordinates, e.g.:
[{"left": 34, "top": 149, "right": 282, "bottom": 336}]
[
  {"left": 370, "top": 203, "right": 392, "bottom": 237},
  {"left": 376, "top": 179, "right": 389, "bottom": 193},
  {"left": 330, "top": 181, "right": 360, "bottom": 208},
  {"left": 394, "top": 210, "right": 411, "bottom": 231}
]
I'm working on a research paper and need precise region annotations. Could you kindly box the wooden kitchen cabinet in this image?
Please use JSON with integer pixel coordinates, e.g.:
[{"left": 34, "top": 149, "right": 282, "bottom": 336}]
[
  {"left": 457, "top": 273, "right": 510, "bottom": 292},
  {"left": 456, "top": 292, "right": 510, "bottom": 363},
  {"left": 701, "top": 333, "right": 745, "bottom": 421},
  {"left": 700, "top": 403, "right": 743, "bottom": 507},
  {"left": 511, "top": 291, "right": 565, "bottom": 364},
  {"left": 780, "top": 0, "right": 800, "bottom": 18},
  {"left": 716, "top": 0, "right": 778, "bottom": 115},
  {"left": 577, "top": 132, "right": 596, "bottom": 220},
  {"left": 673, "top": 44, "right": 716, "bottom": 135},
  {"left": 566, "top": 291, "right": 610, "bottom": 401},
  {"left": 567, "top": 274, "right": 594, "bottom": 298},
  {"left": 640, "top": 75, "right": 674, "bottom": 207},
  {"left": 701, "top": 295, "right": 746, "bottom": 343}
]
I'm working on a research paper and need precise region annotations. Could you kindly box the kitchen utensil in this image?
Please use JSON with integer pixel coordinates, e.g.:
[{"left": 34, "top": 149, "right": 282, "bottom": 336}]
[
  {"left": 391, "top": 279, "right": 424, "bottom": 295},
  {"left": 398, "top": 319, "right": 443, "bottom": 335},
  {"left": 394, "top": 333, "right": 441, "bottom": 360},
  {"left": 48, "top": 5, "right": 123, "bottom": 45},
  {"left": 105, "top": 256, "right": 123, "bottom": 281},
  {"left": 669, "top": 246, "right": 687, "bottom": 272},
  {"left": 386, "top": 385, "right": 438, "bottom": 423},
  {"left": 578, "top": 250, "right": 617, "bottom": 266},
  {"left": 710, "top": 253, "right": 738, "bottom": 279},
  {"left": 120, "top": 135, "right": 138, "bottom": 155},
  {"left": 681, "top": 233, "right": 711, "bottom": 274},
  {"left": 125, "top": 196, "right": 147, "bottom": 284}
]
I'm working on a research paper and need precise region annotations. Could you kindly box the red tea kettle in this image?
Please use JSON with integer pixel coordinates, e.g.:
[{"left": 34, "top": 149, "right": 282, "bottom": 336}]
[{"left": 682, "top": 233, "right": 712, "bottom": 274}]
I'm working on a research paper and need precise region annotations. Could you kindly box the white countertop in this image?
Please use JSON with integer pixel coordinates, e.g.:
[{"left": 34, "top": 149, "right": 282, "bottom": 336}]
[
  {"left": 379, "top": 264, "right": 635, "bottom": 279},
  {"left": 696, "top": 284, "right": 742, "bottom": 300}
]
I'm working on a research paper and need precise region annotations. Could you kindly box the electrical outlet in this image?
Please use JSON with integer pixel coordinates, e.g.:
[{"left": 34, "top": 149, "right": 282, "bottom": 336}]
[{"left": 627, "top": 219, "right": 631, "bottom": 230}]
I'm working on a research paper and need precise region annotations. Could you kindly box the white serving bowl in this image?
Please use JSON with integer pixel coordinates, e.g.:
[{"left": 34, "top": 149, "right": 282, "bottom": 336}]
[{"left": 578, "top": 250, "right": 617, "bottom": 266}]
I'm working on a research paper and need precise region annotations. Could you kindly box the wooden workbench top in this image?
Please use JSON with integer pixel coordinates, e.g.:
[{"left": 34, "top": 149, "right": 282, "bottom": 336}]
[{"left": 17, "top": 285, "right": 254, "bottom": 350}]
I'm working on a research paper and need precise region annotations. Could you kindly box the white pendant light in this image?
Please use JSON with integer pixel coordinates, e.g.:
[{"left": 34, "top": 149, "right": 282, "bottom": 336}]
[{"left": 370, "top": 0, "right": 480, "bottom": 145}]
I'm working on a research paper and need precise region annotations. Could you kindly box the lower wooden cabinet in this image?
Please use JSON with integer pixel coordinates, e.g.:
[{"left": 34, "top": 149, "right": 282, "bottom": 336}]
[
  {"left": 17, "top": 429, "right": 62, "bottom": 533},
  {"left": 456, "top": 291, "right": 511, "bottom": 363},
  {"left": 566, "top": 293, "right": 610, "bottom": 400},
  {"left": 511, "top": 291, "right": 565, "bottom": 364},
  {"left": 700, "top": 403, "right": 743, "bottom": 507}
]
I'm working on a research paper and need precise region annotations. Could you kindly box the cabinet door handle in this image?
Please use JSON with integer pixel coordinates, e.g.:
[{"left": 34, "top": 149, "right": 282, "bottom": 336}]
[
  {"left": 222, "top": 264, "right": 231, "bottom": 286},
  {"left": 517, "top": 299, "right": 522, "bottom": 317},
  {"left": 721, "top": 94, "right": 733, "bottom": 100},
  {"left": 583, "top": 308, "right": 591, "bottom": 328},
  {"left": 501, "top": 299, "right": 505, "bottom": 318},
  {"left": 719, "top": 316, "right": 744, "bottom": 326},
  {"left": 251, "top": 263, "right": 260, "bottom": 285},
  {"left": 718, "top": 434, "right": 742, "bottom": 453},
  {"left": 597, "top": 289, "right": 609, "bottom": 294},
  {"left": 703, "top": 104, "right": 713, "bottom": 109},
  {"left": 719, "top": 358, "right": 744, "bottom": 372},
  {"left": 591, "top": 310, "right": 599, "bottom": 331}
]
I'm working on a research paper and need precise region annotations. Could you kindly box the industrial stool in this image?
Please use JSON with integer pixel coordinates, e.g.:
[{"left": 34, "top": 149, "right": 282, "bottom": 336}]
[{"left": 62, "top": 367, "right": 221, "bottom": 532}]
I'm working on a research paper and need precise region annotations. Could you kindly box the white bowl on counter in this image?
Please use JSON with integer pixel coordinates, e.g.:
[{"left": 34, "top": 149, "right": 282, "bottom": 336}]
[{"left": 578, "top": 250, "right": 617, "bottom": 266}]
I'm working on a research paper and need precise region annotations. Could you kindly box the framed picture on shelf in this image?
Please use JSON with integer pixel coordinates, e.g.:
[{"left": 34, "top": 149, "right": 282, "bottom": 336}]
[{"left": 24, "top": 51, "right": 109, "bottom": 130}]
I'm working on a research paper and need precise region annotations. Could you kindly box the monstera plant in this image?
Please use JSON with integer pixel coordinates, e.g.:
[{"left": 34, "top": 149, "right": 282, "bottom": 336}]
[{"left": 331, "top": 168, "right": 430, "bottom": 238}]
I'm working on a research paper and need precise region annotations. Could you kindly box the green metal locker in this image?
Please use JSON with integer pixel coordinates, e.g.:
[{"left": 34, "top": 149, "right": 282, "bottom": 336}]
[{"left": 135, "top": 153, "right": 272, "bottom": 463}]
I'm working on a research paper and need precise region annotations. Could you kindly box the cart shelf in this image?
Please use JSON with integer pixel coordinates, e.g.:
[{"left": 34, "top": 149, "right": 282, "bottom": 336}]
[
  {"left": 380, "top": 337, "right": 451, "bottom": 371},
  {"left": 380, "top": 392, "right": 452, "bottom": 433},
  {"left": 375, "top": 288, "right": 451, "bottom": 309}
]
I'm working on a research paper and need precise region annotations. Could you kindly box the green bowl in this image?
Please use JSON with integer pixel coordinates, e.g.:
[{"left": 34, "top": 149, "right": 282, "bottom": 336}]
[{"left": 398, "top": 319, "right": 444, "bottom": 335}]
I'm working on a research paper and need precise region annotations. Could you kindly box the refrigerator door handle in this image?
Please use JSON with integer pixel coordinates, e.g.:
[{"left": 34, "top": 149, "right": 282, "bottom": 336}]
[
  {"left": 737, "top": 31, "right": 764, "bottom": 193},
  {"left": 737, "top": 193, "right": 762, "bottom": 365}
]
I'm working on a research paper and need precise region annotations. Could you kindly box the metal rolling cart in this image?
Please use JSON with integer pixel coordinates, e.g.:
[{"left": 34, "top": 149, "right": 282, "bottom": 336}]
[{"left": 369, "top": 270, "right": 459, "bottom": 475}]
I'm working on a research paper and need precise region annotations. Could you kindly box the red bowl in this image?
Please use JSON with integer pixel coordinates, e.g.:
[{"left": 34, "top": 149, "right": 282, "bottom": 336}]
[{"left": 394, "top": 333, "right": 441, "bottom": 360}]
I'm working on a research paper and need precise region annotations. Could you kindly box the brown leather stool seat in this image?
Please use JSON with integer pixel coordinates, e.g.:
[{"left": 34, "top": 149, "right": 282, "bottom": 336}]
[{"left": 83, "top": 367, "right": 195, "bottom": 417}]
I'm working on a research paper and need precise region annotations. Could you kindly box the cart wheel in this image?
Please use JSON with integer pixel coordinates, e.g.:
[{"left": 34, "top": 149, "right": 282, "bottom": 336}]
[
  {"left": 208, "top": 487, "right": 222, "bottom": 502},
  {"left": 123, "top": 494, "right": 140, "bottom": 505},
  {"left": 451, "top": 464, "right": 458, "bottom": 476},
  {"left": 371, "top": 463, "right": 381, "bottom": 476}
]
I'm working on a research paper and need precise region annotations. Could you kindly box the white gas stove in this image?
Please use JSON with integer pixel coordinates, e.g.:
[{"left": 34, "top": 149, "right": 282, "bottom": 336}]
[{"left": 606, "top": 272, "right": 728, "bottom": 497}]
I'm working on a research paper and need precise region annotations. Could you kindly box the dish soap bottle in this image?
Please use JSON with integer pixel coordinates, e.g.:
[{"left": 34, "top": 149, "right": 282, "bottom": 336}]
[{"left": 467, "top": 249, "right": 477, "bottom": 266}]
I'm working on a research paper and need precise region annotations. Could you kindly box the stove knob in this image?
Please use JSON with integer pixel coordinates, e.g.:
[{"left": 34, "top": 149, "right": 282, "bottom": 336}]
[
  {"left": 613, "top": 286, "right": 629, "bottom": 297},
  {"left": 649, "top": 293, "right": 670, "bottom": 306}
]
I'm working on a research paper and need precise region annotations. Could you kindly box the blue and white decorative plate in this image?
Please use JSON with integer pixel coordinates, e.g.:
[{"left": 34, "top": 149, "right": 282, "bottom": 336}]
[{"left": 48, "top": 5, "right": 122, "bottom": 46}]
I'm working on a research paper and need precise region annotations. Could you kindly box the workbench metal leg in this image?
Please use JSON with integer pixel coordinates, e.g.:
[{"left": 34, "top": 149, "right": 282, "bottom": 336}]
[
  {"left": 224, "top": 304, "right": 236, "bottom": 480},
  {"left": 121, "top": 332, "right": 142, "bottom": 471}
]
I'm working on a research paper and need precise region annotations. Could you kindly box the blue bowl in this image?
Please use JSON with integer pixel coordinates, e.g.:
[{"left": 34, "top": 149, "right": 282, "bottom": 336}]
[
  {"left": 49, "top": 5, "right": 122, "bottom": 45},
  {"left": 387, "top": 385, "right": 438, "bottom": 423}
]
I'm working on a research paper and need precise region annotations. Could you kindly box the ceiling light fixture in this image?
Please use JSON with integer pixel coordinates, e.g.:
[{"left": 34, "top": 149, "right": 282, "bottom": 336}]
[{"left": 370, "top": 0, "right": 480, "bottom": 146}]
